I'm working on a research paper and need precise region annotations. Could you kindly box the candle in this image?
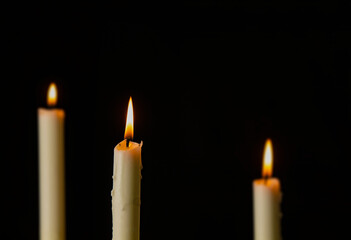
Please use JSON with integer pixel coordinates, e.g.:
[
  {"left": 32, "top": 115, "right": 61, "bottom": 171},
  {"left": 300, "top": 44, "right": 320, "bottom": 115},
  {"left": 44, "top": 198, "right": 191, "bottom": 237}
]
[
  {"left": 38, "top": 83, "right": 65, "bottom": 240},
  {"left": 253, "top": 139, "right": 282, "bottom": 240},
  {"left": 112, "top": 97, "right": 143, "bottom": 240}
]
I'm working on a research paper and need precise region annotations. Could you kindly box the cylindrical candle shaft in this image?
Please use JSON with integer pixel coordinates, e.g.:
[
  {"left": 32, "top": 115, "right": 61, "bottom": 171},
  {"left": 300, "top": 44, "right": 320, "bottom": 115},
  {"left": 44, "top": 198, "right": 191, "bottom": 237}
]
[
  {"left": 38, "top": 108, "right": 65, "bottom": 240},
  {"left": 253, "top": 178, "right": 282, "bottom": 240},
  {"left": 112, "top": 139, "right": 142, "bottom": 240}
]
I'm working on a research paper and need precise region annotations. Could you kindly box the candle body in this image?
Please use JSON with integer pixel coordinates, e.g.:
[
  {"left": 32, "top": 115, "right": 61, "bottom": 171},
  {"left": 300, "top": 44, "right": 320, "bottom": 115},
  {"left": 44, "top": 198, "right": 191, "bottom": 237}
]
[
  {"left": 38, "top": 108, "right": 65, "bottom": 240},
  {"left": 112, "top": 140, "right": 142, "bottom": 240},
  {"left": 253, "top": 178, "right": 282, "bottom": 240}
]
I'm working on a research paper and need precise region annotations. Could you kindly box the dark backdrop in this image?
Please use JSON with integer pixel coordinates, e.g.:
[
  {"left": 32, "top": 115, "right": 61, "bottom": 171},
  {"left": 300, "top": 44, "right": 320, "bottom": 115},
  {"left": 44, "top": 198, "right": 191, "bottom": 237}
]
[{"left": 4, "top": 2, "right": 350, "bottom": 240}]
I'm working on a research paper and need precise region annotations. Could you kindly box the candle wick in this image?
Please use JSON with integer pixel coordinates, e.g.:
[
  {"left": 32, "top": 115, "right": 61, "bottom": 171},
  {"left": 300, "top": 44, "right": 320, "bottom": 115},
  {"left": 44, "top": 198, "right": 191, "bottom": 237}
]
[
  {"left": 47, "top": 104, "right": 56, "bottom": 109},
  {"left": 126, "top": 138, "right": 130, "bottom": 148},
  {"left": 264, "top": 175, "right": 269, "bottom": 185}
]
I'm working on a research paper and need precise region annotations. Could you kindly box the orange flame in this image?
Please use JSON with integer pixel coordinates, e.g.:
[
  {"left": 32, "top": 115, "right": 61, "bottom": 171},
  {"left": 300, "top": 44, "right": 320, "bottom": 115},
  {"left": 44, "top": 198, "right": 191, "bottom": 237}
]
[
  {"left": 124, "top": 97, "right": 134, "bottom": 140},
  {"left": 47, "top": 83, "right": 57, "bottom": 107},
  {"left": 262, "top": 138, "right": 273, "bottom": 178}
]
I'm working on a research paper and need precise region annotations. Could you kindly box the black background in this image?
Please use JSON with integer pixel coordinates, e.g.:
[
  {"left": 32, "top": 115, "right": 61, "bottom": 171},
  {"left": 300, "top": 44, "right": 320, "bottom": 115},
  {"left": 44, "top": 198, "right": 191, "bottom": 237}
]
[{"left": 4, "top": 1, "right": 350, "bottom": 240}]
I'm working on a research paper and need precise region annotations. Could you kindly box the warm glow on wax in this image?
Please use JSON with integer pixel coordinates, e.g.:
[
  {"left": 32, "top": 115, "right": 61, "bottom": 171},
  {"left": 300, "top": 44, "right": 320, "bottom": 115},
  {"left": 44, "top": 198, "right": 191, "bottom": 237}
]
[
  {"left": 262, "top": 138, "right": 273, "bottom": 178},
  {"left": 124, "top": 97, "right": 134, "bottom": 140},
  {"left": 47, "top": 83, "right": 57, "bottom": 107}
]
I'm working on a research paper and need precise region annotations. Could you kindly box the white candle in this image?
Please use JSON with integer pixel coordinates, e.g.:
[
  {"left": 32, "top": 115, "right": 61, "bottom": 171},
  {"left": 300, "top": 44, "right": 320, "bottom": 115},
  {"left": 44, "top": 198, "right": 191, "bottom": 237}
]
[
  {"left": 38, "top": 83, "right": 65, "bottom": 240},
  {"left": 253, "top": 139, "right": 282, "bottom": 240},
  {"left": 112, "top": 97, "right": 143, "bottom": 240}
]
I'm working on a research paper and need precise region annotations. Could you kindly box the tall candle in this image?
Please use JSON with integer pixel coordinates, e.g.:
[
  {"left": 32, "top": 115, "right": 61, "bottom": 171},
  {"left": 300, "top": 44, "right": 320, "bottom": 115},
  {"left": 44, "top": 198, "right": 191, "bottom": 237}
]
[
  {"left": 112, "top": 97, "right": 143, "bottom": 240},
  {"left": 253, "top": 139, "right": 282, "bottom": 240},
  {"left": 38, "top": 83, "right": 65, "bottom": 240}
]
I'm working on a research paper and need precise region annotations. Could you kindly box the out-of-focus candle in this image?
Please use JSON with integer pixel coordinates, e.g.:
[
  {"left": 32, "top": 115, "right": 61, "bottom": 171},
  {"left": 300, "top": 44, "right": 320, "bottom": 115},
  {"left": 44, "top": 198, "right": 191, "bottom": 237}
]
[
  {"left": 38, "top": 83, "right": 65, "bottom": 240},
  {"left": 253, "top": 139, "right": 282, "bottom": 240},
  {"left": 112, "top": 97, "right": 143, "bottom": 240}
]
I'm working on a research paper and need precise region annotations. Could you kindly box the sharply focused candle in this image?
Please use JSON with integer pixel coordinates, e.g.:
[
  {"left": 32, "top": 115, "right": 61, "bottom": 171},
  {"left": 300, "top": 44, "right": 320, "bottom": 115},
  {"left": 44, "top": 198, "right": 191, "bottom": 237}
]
[
  {"left": 112, "top": 97, "right": 143, "bottom": 240},
  {"left": 253, "top": 139, "right": 282, "bottom": 240},
  {"left": 38, "top": 83, "right": 66, "bottom": 240}
]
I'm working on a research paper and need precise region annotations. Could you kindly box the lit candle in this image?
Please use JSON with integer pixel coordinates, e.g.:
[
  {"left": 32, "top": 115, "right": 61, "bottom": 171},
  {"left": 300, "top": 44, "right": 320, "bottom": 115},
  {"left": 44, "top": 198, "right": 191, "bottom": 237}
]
[
  {"left": 253, "top": 139, "right": 282, "bottom": 240},
  {"left": 112, "top": 97, "right": 143, "bottom": 240},
  {"left": 38, "top": 83, "right": 65, "bottom": 240}
]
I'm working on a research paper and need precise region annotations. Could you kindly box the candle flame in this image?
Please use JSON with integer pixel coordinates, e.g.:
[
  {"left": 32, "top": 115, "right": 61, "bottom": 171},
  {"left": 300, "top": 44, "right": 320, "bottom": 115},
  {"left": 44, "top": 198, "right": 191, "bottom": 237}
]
[
  {"left": 262, "top": 138, "right": 273, "bottom": 178},
  {"left": 124, "top": 97, "right": 134, "bottom": 140},
  {"left": 47, "top": 83, "right": 57, "bottom": 107}
]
